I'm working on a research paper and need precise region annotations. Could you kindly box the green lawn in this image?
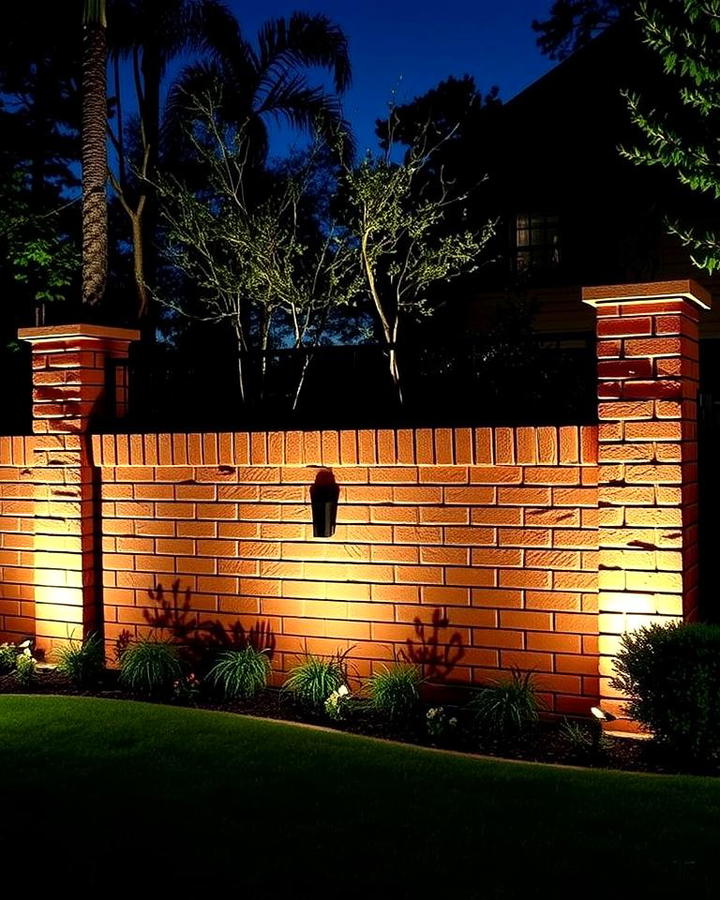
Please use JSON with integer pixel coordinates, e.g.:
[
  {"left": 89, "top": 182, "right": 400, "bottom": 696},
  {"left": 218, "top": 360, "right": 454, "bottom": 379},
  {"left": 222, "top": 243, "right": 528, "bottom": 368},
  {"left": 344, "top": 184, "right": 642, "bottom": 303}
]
[{"left": 0, "top": 696, "right": 718, "bottom": 896}]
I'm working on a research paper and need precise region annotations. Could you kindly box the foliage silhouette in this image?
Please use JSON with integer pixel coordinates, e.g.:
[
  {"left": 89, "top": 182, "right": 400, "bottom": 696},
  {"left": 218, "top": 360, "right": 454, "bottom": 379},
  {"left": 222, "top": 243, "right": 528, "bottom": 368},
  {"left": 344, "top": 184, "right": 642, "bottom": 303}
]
[
  {"left": 138, "top": 579, "right": 276, "bottom": 668},
  {"left": 401, "top": 608, "right": 464, "bottom": 682}
]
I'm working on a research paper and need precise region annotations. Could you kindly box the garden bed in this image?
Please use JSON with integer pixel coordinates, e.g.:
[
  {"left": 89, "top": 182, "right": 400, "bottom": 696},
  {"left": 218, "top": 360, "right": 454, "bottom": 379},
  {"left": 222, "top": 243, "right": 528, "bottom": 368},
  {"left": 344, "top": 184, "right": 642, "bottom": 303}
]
[{"left": 0, "top": 667, "right": 685, "bottom": 776}]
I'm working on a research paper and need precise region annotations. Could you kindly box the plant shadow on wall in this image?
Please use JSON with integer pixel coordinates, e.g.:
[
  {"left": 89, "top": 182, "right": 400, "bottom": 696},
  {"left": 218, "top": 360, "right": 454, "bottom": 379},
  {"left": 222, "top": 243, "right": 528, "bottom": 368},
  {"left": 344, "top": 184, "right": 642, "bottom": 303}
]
[
  {"left": 401, "top": 608, "right": 464, "bottom": 682},
  {"left": 116, "top": 580, "right": 276, "bottom": 671}
]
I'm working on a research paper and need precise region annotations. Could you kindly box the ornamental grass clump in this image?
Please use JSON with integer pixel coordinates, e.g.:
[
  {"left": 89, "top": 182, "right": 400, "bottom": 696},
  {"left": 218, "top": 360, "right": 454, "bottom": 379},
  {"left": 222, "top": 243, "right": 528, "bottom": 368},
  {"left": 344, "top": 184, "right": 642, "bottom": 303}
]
[
  {"left": 118, "top": 638, "right": 184, "bottom": 697},
  {"left": 612, "top": 622, "right": 720, "bottom": 766},
  {"left": 55, "top": 633, "right": 105, "bottom": 688},
  {"left": 283, "top": 649, "right": 348, "bottom": 709},
  {"left": 367, "top": 662, "right": 423, "bottom": 723},
  {"left": 207, "top": 647, "right": 271, "bottom": 701},
  {"left": 470, "top": 668, "right": 541, "bottom": 742}
]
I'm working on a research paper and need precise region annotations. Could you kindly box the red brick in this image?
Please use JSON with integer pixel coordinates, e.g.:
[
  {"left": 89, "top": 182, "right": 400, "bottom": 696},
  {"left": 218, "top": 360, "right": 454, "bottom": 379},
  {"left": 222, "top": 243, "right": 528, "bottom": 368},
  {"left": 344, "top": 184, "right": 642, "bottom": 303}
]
[
  {"left": 469, "top": 466, "right": 522, "bottom": 485},
  {"left": 474, "top": 428, "right": 493, "bottom": 465}
]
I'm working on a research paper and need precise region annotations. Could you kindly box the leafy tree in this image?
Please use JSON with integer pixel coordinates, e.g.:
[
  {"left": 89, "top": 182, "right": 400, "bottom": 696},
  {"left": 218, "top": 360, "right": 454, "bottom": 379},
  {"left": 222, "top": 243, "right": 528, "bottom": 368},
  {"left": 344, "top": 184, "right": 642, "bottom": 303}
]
[
  {"left": 108, "top": 4, "right": 352, "bottom": 320},
  {"left": 344, "top": 114, "right": 495, "bottom": 402},
  {"left": 0, "top": 4, "right": 81, "bottom": 205},
  {"left": 0, "top": 172, "right": 79, "bottom": 322},
  {"left": 107, "top": 0, "right": 239, "bottom": 318},
  {"left": 375, "top": 76, "right": 501, "bottom": 204},
  {"left": 0, "top": 5, "right": 81, "bottom": 325},
  {"left": 532, "top": 1, "right": 633, "bottom": 59},
  {"left": 156, "top": 91, "right": 359, "bottom": 408},
  {"left": 622, "top": 1, "right": 720, "bottom": 272}
]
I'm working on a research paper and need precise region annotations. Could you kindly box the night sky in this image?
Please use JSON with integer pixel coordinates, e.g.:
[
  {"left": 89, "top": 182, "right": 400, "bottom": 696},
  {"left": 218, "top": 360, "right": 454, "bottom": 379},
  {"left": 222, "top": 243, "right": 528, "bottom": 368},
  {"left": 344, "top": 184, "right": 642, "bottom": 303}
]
[{"left": 222, "top": 0, "right": 558, "bottom": 157}]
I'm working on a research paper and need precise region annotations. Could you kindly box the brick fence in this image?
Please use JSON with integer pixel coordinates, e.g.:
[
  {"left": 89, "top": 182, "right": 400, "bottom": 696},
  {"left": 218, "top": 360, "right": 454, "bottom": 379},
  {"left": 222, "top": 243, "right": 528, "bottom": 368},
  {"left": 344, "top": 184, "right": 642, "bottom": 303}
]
[{"left": 0, "top": 281, "right": 710, "bottom": 724}]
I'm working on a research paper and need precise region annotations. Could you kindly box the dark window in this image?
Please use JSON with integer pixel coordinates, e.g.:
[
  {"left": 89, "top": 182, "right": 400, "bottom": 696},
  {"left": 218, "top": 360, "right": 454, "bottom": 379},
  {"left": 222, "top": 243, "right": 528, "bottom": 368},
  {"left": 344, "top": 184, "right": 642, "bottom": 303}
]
[{"left": 515, "top": 213, "right": 560, "bottom": 273}]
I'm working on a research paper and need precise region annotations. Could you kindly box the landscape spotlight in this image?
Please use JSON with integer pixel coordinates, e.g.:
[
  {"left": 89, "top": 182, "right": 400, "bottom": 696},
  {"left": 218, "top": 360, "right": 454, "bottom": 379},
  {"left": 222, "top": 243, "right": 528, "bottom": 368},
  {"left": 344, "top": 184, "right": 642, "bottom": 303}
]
[
  {"left": 590, "top": 706, "right": 616, "bottom": 756},
  {"left": 590, "top": 706, "right": 616, "bottom": 723}
]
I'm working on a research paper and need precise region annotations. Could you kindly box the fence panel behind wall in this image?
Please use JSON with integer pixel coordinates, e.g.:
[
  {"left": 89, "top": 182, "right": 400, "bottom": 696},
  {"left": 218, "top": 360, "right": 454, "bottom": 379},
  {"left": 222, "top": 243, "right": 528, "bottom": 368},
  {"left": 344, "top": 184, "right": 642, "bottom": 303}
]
[{"left": 108, "top": 338, "right": 597, "bottom": 432}]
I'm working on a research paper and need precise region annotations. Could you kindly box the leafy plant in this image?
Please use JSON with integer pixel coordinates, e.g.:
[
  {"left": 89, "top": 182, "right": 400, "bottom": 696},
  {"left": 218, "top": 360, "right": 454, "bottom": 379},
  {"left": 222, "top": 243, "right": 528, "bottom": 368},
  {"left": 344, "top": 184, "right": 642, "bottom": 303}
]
[
  {"left": 172, "top": 672, "right": 201, "bottom": 706},
  {"left": 560, "top": 718, "right": 608, "bottom": 758},
  {"left": 13, "top": 650, "right": 36, "bottom": 687},
  {"left": 367, "top": 662, "right": 423, "bottom": 722},
  {"left": 118, "top": 638, "right": 184, "bottom": 697},
  {"left": 611, "top": 622, "right": 720, "bottom": 765},
  {"left": 0, "top": 642, "right": 19, "bottom": 675},
  {"left": 470, "top": 669, "right": 541, "bottom": 741},
  {"left": 426, "top": 706, "right": 459, "bottom": 741},
  {"left": 207, "top": 647, "right": 271, "bottom": 701},
  {"left": 55, "top": 633, "right": 105, "bottom": 687},
  {"left": 283, "top": 649, "right": 349, "bottom": 708},
  {"left": 324, "top": 684, "right": 351, "bottom": 721}
]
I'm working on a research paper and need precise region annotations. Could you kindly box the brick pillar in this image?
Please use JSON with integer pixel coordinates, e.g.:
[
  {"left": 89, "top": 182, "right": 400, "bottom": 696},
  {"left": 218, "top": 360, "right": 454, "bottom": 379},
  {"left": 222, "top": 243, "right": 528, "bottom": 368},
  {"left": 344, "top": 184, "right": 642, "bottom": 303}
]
[
  {"left": 582, "top": 280, "right": 710, "bottom": 724},
  {"left": 18, "top": 324, "right": 139, "bottom": 652}
]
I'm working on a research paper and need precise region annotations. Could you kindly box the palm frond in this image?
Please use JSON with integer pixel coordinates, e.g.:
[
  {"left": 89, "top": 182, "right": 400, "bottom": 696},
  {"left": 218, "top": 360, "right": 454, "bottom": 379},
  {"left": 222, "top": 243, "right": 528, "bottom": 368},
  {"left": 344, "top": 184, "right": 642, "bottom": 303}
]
[
  {"left": 257, "top": 12, "right": 351, "bottom": 94},
  {"left": 84, "top": 0, "right": 107, "bottom": 27},
  {"left": 256, "top": 74, "right": 354, "bottom": 159}
]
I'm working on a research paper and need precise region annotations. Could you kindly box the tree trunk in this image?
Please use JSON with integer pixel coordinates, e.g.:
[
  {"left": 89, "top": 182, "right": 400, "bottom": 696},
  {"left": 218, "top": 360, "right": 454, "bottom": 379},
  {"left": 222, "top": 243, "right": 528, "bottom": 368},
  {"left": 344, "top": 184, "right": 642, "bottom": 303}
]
[
  {"left": 81, "top": 18, "right": 108, "bottom": 306},
  {"left": 137, "top": 51, "right": 162, "bottom": 322},
  {"left": 131, "top": 211, "right": 150, "bottom": 319}
]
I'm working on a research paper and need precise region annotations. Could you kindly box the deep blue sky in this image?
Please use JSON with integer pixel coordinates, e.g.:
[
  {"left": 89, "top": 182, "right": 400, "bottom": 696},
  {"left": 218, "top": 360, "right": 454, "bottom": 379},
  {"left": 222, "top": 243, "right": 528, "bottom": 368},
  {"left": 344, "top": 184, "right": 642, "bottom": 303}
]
[{"left": 223, "top": 0, "right": 557, "bottom": 157}]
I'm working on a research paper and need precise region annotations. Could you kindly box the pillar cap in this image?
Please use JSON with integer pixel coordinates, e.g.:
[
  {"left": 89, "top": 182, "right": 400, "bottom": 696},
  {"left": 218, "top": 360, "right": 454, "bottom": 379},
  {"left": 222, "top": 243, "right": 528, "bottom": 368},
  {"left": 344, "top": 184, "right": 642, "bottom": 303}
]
[
  {"left": 18, "top": 324, "right": 140, "bottom": 344},
  {"left": 582, "top": 279, "right": 711, "bottom": 311}
]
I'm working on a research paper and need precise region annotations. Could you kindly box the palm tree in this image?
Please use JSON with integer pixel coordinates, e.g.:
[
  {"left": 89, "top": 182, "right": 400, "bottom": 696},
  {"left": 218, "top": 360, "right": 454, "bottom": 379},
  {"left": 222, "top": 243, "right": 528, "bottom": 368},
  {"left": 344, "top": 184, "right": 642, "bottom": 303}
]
[
  {"left": 108, "top": 0, "right": 238, "bottom": 318},
  {"left": 107, "top": 3, "right": 351, "bottom": 321},
  {"left": 165, "top": 12, "right": 352, "bottom": 166},
  {"left": 82, "top": 0, "right": 108, "bottom": 306}
]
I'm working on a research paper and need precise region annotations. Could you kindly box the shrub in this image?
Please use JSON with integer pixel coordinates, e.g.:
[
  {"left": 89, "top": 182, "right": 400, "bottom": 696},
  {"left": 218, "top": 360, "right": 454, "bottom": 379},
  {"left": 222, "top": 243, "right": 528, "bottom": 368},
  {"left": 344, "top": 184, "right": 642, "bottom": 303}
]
[
  {"left": 283, "top": 649, "right": 348, "bottom": 708},
  {"left": 14, "top": 650, "right": 36, "bottom": 687},
  {"left": 207, "top": 647, "right": 271, "bottom": 701},
  {"left": 118, "top": 638, "right": 184, "bottom": 696},
  {"left": 470, "top": 669, "right": 541, "bottom": 741},
  {"left": 0, "top": 642, "right": 18, "bottom": 675},
  {"left": 611, "top": 622, "right": 720, "bottom": 765},
  {"left": 367, "top": 662, "right": 423, "bottom": 722},
  {"left": 55, "top": 633, "right": 105, "bottom": 688}
]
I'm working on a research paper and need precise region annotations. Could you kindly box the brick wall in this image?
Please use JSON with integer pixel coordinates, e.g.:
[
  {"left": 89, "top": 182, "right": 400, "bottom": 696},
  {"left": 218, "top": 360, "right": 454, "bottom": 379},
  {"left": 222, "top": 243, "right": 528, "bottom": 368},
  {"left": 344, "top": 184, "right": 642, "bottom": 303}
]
[
  {"left": 0, "top": 437, "right": 35, "bottom": 641},
  {"left": 0, "top": 281, "right": 710, "bottom": 726},
  {"left": 92, "top": 426, "right": 599, "bottom": 714}
]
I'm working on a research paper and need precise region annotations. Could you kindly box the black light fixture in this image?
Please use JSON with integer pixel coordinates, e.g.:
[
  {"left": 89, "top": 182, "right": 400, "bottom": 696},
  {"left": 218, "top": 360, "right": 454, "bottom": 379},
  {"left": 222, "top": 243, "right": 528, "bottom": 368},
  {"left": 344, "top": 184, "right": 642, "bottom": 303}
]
[
  {"left": 310, "top": 468, "right": 340, "bottom": 538},
  {"left": 590, "top": 705, "right": 617, "bottom": 755}
]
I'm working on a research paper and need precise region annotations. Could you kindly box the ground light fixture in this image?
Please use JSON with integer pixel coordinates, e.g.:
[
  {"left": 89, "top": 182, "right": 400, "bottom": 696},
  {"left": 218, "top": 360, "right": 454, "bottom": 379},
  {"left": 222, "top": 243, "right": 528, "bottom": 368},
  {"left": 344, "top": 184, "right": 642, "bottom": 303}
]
[
  {"left": 590, "top": 706, "right": 617, "bottom": 755},
  {"left": 310, "top": 468, "right": 340, "bottom": 538}
]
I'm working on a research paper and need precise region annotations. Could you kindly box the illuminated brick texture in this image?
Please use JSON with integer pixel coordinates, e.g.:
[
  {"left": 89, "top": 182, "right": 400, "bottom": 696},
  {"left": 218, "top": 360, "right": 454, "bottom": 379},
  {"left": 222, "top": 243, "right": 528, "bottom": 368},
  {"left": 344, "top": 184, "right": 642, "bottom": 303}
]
[
  {"left": 0, "top": 437, "right": 36, "bottom": 641},
  {"left": 0, "top": 284, "right": 709, "bottom": 720},
  {"left": 583, "top": 280, "right": 710, "bottom": 726},
  {"left": 92, "top": 426, "right": 598, "bottom": 714},
  {"left": 15, "top": 325, "right": 138, "bottom": 651}
]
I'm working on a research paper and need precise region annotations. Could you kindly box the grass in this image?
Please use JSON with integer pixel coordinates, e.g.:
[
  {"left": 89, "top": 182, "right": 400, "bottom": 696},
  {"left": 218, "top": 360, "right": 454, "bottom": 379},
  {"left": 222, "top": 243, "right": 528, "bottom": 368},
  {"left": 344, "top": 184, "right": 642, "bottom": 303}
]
[{"left": 0, "top": 696, "right": 719, "bottom": 896}]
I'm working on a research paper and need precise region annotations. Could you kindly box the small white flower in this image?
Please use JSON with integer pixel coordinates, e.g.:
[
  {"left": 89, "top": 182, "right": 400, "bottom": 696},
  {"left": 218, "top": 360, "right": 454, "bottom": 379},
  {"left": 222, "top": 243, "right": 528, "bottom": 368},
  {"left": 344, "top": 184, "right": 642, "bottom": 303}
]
[{"left": 338, "top": 684, "right": 349, "bottom": 697}]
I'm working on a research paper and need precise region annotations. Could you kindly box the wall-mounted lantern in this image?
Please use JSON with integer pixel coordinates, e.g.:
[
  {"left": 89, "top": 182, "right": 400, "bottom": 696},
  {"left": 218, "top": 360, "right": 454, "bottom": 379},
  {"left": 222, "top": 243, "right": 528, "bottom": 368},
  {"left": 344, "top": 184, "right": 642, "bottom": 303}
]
[{"left": 310, "top": 468, "right": 340, "bottom": 538}]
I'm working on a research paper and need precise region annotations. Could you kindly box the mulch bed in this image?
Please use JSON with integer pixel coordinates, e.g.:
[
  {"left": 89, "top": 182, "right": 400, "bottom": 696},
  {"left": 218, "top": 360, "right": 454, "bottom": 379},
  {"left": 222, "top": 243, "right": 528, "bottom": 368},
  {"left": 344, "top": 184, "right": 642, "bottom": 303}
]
[{"left": 1, "top": 667, "right": 704, "bottom": 776}]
